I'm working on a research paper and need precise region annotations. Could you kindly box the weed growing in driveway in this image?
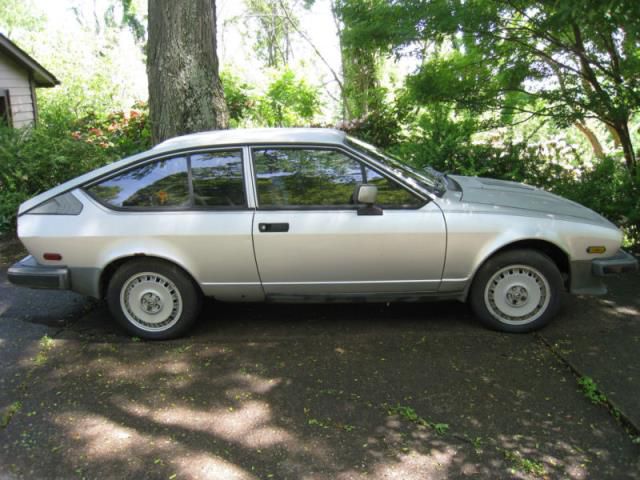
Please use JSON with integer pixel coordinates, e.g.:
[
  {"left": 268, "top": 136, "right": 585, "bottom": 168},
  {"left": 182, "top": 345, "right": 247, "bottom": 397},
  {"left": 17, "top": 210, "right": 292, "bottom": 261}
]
[
  {"left": 33, "top": 335, "right": 55, "bottom": 366},
  {"left": 578, "top": 376, "right": 607, "bottom": 405},
  {"left": 387, "top": 404, "right": 449, "bottom": 435},
  {"left": 39, "top": 335, "right": 54, "bottom": 349},
  {"left": 0, "top": 401, "right": 22, "bottom": 428},
  {"left": 307, "top": 418, "right": 329, "bottom": 428},
  {"left": 467, "top": 436, "right": 484, "bottom": 453},
  {"left": 501, "top": 449, "right": 546, "bottom": 477}
]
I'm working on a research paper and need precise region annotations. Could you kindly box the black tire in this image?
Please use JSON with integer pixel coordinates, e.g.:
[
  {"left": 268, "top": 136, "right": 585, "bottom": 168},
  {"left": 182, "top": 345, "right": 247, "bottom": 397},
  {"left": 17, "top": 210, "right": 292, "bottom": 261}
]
[
  {"left": 106, "top": 258, "right": 202, "bottom": 340},
  {"left": 469, "top": 249, "right": 564, "bottom": 333}
]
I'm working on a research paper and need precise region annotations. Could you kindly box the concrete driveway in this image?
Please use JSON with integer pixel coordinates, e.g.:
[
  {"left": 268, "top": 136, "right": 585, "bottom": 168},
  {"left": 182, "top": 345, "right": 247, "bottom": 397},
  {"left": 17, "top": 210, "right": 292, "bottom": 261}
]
[{"left": 1, "top": 240, "right": 639, "bottom": 479}]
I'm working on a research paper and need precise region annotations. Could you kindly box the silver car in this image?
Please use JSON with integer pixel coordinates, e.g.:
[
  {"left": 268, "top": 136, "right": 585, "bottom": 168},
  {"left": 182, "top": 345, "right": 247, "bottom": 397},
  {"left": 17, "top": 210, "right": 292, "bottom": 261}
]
[{"left": 8, "top": 128, "right": 638, "bottom": 339}]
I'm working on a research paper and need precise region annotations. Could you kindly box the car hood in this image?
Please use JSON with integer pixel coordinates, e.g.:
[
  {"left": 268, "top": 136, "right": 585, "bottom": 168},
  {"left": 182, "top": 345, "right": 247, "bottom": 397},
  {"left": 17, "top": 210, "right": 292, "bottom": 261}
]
[{"left": 448, "top": 175, "right": 616, "bottom": 227}]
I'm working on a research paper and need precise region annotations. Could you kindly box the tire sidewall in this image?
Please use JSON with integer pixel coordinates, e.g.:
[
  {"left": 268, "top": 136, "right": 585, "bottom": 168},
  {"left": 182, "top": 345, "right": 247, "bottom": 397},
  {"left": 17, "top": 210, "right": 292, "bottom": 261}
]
[
  {"left": 470, "top": 249, "right": 564, "bottom": 333},
  {"left": 107, "top": 259, "right": 202, "bottom": 340}
]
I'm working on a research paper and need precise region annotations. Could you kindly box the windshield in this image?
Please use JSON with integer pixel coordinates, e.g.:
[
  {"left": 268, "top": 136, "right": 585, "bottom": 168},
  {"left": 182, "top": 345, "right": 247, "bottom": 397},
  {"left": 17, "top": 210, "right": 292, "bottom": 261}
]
[{"left": 345, "top": 136, "right": 446, "bottom": 196}]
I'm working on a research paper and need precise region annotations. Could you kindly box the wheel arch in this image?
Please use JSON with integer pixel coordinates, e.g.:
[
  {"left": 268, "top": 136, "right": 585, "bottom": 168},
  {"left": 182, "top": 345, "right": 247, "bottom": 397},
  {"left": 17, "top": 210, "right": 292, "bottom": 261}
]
[
  {"left": 99, "top": 254, "right": 203, "bottom": 299},
  {"left": 463, "top": 238, "right": 570, "bottom": 300}
]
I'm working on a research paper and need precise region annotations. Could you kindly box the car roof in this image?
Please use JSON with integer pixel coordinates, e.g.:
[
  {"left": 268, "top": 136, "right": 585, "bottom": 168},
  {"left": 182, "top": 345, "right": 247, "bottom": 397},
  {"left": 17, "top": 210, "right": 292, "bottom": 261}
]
[
  {"left": 154, "top": 128, "right": 346, "bottom": 151},
  {"left": 18, "top": 128, "right": 348, "bottom": 215}
]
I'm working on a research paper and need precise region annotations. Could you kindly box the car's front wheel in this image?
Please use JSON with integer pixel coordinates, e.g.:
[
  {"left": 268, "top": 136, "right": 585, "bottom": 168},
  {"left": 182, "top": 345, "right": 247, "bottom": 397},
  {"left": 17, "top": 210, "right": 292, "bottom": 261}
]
[
  {"left": 107, "top": 258, "right": 202, "bottom": 340},
  {"left": 470, "top": 249, "right": 564, "bottom": 333}
]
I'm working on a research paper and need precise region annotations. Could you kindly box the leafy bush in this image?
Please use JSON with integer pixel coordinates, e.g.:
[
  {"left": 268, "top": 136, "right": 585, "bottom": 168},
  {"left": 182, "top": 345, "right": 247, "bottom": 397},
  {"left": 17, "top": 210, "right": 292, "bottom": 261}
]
[
  {"left": 0, "top": 103, "right": 150, "bottom": 232},
  {"left": 334, "top": 87, "right": 408, "bottom": 149},
  {"left": 221, "top": 71, "right": 254, "bottom": 127},
  {"left": 253, "top": 69, "right": 321, "bottom": 127}
]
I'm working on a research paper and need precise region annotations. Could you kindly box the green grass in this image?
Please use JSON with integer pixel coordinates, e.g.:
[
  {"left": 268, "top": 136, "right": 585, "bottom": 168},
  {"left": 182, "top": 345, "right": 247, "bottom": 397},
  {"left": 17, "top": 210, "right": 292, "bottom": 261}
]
[
  {"left": 388, "top": 404, "right": 449, "bottom": 435},
  {"left": 502, "top": 449, "right": 546, "bottom": 477},
  {"left": 33, "top": 335, "right": 55, "bottom": 366},
  {"left": 1, "top": 401, "right": 22, "bottom": 428}
]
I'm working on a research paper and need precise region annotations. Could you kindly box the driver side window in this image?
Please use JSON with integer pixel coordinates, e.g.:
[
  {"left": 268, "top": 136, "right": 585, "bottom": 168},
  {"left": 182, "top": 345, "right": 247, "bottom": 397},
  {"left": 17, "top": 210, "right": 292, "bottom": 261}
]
[
  {"left": 253, "top": 148, "right": 362, "bottom": 207},
  {"left": 252, "top": 147, "right": 423, "bottom": 209}
]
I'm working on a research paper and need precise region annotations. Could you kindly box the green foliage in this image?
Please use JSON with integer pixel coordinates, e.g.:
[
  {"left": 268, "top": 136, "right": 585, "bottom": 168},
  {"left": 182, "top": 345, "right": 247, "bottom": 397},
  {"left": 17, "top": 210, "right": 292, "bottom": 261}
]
[
  {"left": 259, "top": 69, "right": 320, "bottom": 126},
  {"left": 554, "top": 159, "right": 640, "bottom": 247},
  {"left": 388, "top": 404, "right": 449, "bottom": 434},
  {"left": 337, "top": 89, "right": 406, "bottom": 148},
  {"left": 243, "top": 0, "right": 297, "bottom": 68},
  {"left": 501, "top": 449, "right": 547, "bottom": 477},
  {"left": 340, "top": 0, "right": 640, "bottom": 172},
  {"left": 578, "top": 376, "right": 608, "bottom": 405},
  {"left": 252, "top": 69, "right": 321, "bottom": 127},
  {"left": 0, "top": 103, "right": 150, "bottom": 232},
  {"left": 221, "top": 71, "right": 254, "bottom": 127},
  {"left": 0, "top": 401, "right": 22, "bottom": 429},
  {"left": 221, "top": 69, "right": 321, "bottom": 128},
  {"left": 0, "top": 0, "right": 44, "bottom": 36}
]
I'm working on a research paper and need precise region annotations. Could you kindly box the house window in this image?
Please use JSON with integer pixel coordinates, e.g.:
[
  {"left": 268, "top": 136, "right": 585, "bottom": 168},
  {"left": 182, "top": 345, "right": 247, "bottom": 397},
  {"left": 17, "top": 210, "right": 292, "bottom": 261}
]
[{"left": 0, "top": 90, "right": 12, "bottom": 127}]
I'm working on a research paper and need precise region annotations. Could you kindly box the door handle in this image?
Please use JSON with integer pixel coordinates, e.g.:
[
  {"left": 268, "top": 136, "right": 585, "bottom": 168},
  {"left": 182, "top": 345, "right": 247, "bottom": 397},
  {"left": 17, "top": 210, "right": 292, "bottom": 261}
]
[{"left": 258, "top": 222, "right": 289, "bottom": 233}]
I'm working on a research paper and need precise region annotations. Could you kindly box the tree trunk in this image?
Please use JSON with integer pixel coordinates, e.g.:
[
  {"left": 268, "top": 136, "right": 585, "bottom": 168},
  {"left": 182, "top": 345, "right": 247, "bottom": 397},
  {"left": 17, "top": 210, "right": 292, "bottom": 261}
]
[
  {"left": 574, "top": 122, "right": 604, "bottom": 159},
  {"left": 147, "top": 0, "right": 228, "bottom": 145},
  {"left": 341, "top": 45, "right": 380, "bottom": 120},
  {"left": 610, "top": 120, "right": 638, "bottom": 175},
  {"left": 605, "top": 124, "right": 622, "bottom": 148}
]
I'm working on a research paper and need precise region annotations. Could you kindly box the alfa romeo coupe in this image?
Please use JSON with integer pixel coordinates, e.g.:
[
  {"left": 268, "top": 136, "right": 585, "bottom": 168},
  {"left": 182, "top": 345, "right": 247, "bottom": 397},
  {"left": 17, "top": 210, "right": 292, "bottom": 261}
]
[{"left": 9, "top": 128, "right": 638, "bottom": 339}]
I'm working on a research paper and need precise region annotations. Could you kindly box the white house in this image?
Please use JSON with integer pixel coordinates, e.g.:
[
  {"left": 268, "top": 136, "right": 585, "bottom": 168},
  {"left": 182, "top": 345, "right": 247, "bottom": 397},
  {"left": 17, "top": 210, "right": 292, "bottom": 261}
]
[{"left": 0, "top": 33, "right": 59, "bottom": 128}]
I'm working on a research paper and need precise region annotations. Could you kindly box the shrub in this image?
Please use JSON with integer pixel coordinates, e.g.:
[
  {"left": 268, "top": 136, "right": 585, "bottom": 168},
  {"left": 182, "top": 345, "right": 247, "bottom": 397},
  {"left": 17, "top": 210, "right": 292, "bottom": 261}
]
[{"left": 0, "top": 103, "right": 150, "bottom": 232}]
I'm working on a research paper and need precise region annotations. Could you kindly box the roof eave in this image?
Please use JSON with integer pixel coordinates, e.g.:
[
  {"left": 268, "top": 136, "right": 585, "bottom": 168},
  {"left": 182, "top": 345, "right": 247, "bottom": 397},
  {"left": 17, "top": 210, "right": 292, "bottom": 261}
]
[{"left": 0, "top": 33, "right": 60, "bottom": 88}]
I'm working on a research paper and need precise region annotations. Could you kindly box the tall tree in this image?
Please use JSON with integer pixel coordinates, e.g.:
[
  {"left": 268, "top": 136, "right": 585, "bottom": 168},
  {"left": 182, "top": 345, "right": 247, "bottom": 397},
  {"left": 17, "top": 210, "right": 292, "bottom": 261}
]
[
  {"left": 0, "top": 0, "right": 44, "bottom": 37},
  {"left": 244, "top": 0, "right": 296, "bottom": 68},
  {"left": 147, "top": 0, "right": 228, "bottom": 144},
  {"left": 334, "top": 0, "right": 383, "bottom": 121},
  {"left": 340, "top": 0, "right": 640, "bottom": 175}
]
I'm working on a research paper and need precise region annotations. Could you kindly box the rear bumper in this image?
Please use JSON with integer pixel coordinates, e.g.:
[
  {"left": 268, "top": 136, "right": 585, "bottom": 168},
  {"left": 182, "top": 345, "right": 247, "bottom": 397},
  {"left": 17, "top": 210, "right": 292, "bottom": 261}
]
[
  {"left": 592, "top": 250, "right": 638, "bottom": 276},
  {"left": 8, "top": 255, "right": 70, "bottom": 290}
]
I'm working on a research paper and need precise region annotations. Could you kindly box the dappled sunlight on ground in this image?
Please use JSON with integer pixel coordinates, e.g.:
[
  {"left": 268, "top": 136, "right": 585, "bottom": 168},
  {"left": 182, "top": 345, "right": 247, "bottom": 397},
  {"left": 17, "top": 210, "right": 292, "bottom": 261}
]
[
  {"left": 121, "top": 400, "right": 301, "bottom": 450},
  {"left": 173, "top": 454, "right": 258, "bottom": 480},
  {"left": 56, "top": 412, "right": 162, "bottom": 460},
  {"left": 55, "top": 412, "right": 259, "bottom": 480},
  {"left": 3, "top": 322, "right": 639, "bottom": 479}
]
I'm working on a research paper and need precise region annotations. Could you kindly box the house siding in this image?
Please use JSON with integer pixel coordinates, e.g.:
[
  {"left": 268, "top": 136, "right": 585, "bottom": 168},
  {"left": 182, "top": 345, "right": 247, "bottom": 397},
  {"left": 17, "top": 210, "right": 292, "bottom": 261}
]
[{"left": 0, "top": 53, "right": 35, "bottom": 127}]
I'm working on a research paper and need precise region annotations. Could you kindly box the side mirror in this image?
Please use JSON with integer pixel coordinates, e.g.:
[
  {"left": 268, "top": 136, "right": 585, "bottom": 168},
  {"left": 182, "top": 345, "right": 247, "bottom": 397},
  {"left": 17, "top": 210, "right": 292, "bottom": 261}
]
[
  {"left": 355, "top": 184, "right": 383, "bottom": 216},
  {"left": 356, "top": 184, "right": 378, "bottom": 205}
]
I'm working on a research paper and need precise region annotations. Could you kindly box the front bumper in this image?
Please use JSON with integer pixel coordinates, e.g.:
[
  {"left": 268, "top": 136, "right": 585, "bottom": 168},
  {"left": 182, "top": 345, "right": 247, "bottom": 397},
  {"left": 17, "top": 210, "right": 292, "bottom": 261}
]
[
  {"left": 8, "top": 255, "right": 70, "bottom": 290},
  {"left": 592, "top": 249, "right": 639, "bottom": 276}
]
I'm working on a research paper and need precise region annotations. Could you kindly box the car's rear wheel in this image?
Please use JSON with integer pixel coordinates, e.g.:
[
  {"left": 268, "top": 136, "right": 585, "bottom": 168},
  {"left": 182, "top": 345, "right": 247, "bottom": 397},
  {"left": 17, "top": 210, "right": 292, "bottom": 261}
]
[
  {"left": 107, "top": 258, "right": 202, "bottom": 340},
  {"left": 470, "top": 249, "right": 564, "bottom": 333}
]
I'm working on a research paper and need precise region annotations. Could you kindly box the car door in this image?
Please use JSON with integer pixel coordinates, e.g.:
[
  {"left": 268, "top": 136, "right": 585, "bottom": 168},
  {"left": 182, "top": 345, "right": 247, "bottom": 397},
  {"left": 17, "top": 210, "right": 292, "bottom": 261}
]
[{"left": 250, "top": 145, "right": 447, "bottom": 299}]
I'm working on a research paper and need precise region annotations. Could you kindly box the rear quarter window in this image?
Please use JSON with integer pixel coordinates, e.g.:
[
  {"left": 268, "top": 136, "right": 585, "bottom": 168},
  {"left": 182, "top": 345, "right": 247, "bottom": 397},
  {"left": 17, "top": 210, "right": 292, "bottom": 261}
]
[
  {"left": 89, "top": 157, "right": 189, "bottom": 208},
  {"left": 87, "top": 150, "right": 246, "bottom": 209}
]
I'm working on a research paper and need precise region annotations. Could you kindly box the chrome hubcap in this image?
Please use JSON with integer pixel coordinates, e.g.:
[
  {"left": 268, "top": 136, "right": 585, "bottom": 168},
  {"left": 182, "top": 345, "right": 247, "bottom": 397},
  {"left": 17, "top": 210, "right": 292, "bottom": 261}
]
[
  {"left": 505, "top": 285, "right": 529, "bottom": 307},
  {"left": 140, "top": 291, "right": 163, "bottom": 314},
  {"left": 120, "top": 272, "right": 182, "bottom": 332},
  {"left": 484, "top": 265, "right": 550, "bottom": 325}
]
